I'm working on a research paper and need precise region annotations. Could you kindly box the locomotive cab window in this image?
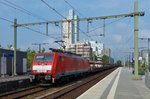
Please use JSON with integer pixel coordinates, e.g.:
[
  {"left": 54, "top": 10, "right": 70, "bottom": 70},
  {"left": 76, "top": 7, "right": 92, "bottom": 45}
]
[
  {"left": 44, "top": 54, "right": 54, "bottom": 62},
  {"left": 35, "top": 55, "right": 44, "bottom": 62},
  {"left": 35, "top": 54, "right": 54, "bottom": 62}
]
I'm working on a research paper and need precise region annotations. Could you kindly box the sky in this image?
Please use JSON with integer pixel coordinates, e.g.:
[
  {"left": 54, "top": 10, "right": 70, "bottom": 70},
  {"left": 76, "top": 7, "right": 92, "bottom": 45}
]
[{"left": 0, "top": 0, "right": 149, "bottom": 61}]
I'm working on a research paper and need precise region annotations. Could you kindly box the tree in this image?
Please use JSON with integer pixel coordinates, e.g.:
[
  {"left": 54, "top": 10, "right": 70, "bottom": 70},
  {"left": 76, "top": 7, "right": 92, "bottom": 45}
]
[
  {"left": 93, "top": 54, "right": 97, "bottom": 61},
  {"left": 7, "top": 44, "right": 13, "bottom": 50},
  {"left": 41, "top": 48, "right": 45, "bottom": 52},
  {"left": 7, "top": 44, "right": 20, "bottom": 51},
  {"left": 138, "top": 63, "right": 146, "bottom": 75},
  {"left": 27, "top": 48, "right": 35, "bottom": 69},
  {"left": 102, "top": 55, "right": 109, "bottom": 65}
]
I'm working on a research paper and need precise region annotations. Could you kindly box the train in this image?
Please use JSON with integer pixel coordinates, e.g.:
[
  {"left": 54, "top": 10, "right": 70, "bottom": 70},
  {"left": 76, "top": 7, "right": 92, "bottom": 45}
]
[
  {"left": 30, "top": 48, "right": 117, "bottom": 85},
  {"left": 30, "top": 49, "right": 91, "bottom": 84}
]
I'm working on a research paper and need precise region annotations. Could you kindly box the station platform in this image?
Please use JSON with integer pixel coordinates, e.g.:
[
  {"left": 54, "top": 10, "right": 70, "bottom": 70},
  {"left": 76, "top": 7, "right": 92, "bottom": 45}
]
[
  {"left": 0, "top": 75, "right": 30, "bottom": 83},
  {"left": 77, "top": 67, "right": 150, "bottom": 99},
  {"left": 0, "top": 75, "right": 31, "bottom": 94}
]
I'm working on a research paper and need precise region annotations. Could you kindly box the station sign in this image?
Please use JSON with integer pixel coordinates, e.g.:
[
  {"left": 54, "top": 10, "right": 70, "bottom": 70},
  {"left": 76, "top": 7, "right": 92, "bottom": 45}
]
[{"left": 2, "top": 53, "right": 14, "bottom": 57}]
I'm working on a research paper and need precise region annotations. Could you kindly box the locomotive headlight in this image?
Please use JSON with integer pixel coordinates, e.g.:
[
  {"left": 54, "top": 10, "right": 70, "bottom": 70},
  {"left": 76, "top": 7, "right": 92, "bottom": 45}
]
[
  {"left": 45, "top": 75, "right": 51, "bottom": 80},
  {"left": 30, "top": 75, "right": 35, "bottom": 79},
  {"left": 32, "top": 70, "right": 37, "bottom": 73}
]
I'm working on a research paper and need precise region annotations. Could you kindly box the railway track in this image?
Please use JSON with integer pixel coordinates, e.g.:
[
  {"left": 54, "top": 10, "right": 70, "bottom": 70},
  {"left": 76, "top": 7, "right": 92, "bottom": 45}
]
[
  {"left": 0, "top": 85, "right": 47, "bottom": 99},
  {"left": 36, "top": 68, "right": 116, "bottom": 99},
  {"left": 0, "top": 67, "right": 116, "bottom": 99}
]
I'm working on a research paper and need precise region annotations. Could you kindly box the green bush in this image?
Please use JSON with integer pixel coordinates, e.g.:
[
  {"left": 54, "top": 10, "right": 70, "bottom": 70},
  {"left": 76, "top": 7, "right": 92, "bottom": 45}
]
[{"left": 138, "top": 63, "right": 146, "bottom": 75}]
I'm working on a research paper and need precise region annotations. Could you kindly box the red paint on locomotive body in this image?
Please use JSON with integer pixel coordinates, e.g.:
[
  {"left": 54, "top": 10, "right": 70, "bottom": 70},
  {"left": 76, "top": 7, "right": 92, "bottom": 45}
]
[{"left": 31, "top": 51, "right": 90, "bottom": 84}]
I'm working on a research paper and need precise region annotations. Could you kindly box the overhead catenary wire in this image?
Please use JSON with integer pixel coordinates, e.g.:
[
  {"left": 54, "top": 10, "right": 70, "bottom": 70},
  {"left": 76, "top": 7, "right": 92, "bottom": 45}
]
[
  {"left": 86, "top": 17, "right": 127, "bottom": 47},
  {"left": 1, "top": 0, "right": 47, "bottom": 21},
  {"left": 63, "top": 0, "right": 85, "bottom": 18},
  {"left": 63, "top": 0, "right": 96, "bottom": 40},
  {"left": 0, "top": 16, "right": 59, "bottom": 40},
  {"left": 0, "top": 16, "right": 13, "bottom": 23},
  {"left": 0, "top": 0, "right": 60, "bottom": 39},
  {"left": 1, "top": 0, "right": 134, "bottom": 43},
  {"left": 112, "top": 18, "right": 133, "bottom": 60},
  {"left": 0, "top": 2, "right": 27, "bottom": 14},
  {"left": 116, "top": 32, "right": 134, "bottom": 61},
  {"left": 22, "top": 26, "right": 59, "bottom": 40},
  {"left": 41, "top": 0, "right": 67, "bottom": 20},
  {"left": 118, "top": 18, "right": 133, "bottom": 52},
  {"left": 63, "top": 0, "right": 96, "bottom": 41},
  {"left": 88, "top": 17, "right": 126, "bottom": 34},
  {"left": 5, "top": 0, "right": 48, "bottom": 21},
  {"left": 63, "top": 0, "right": 136, "bottom": 46},
  {"left": 41, "top": 0, "right": 95, "bottom": 41}
]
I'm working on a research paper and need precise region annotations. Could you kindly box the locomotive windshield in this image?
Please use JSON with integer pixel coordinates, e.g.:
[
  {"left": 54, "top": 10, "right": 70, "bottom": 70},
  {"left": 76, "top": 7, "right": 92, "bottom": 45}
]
[{"left": 35, "top": 54, "right": 54, "bottom": 62}]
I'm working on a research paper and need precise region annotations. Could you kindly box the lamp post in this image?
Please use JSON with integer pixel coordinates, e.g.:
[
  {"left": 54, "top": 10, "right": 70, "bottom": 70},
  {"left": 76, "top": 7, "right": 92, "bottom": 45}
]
[
  {"left": 133, "top": 0, "right": 140, "bottom": 79},
  {"left": 13, "top": 18, "right": 17, "bottom": 76}
]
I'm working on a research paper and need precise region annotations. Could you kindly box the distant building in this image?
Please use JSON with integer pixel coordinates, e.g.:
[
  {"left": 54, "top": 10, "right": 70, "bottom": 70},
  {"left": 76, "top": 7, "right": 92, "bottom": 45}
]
[
  {"left": 67, "top": 41, "right": 104, "bottom": 60},
  {"left": 74, "top": 15, "right": 79, "bottom": 43},
  {"left": 67, "top": 42, "right": 92, "bottom": 60},
  {"left": 88, "top": 41, "right": 97, "bottom": 56},
  {"left": 103, "top": 48, "right": 113, "bottom": 63},
  {"left": 62, "top": 9, "right": 79, "bottom": 49},
  {"left": 88, "top": 41, "right": 104, "bottom": 56},
  {"left": 97, "top": 43, "right": 104, "bottom": 56},
  {"left": 103, "top": 48, "right": 111, "bottom": 57}
]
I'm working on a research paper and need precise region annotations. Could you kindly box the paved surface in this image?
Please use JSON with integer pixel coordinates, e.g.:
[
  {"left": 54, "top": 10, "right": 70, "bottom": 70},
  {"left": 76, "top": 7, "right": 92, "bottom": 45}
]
[
  {"left": 0, "top": 75, "right": 30, "bottom": 83},
  {"left": 77, "top": 67, "right": 150, "bottom": 99}
]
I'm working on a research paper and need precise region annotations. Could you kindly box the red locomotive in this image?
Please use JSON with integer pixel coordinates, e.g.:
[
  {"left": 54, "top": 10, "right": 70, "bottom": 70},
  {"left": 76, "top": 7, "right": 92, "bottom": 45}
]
[{"left": 30, "top": 49, "right": 90, "bottom": 84}]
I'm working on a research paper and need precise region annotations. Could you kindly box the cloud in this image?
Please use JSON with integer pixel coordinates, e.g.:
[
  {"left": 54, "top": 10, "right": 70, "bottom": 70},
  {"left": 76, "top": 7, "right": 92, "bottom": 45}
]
[
  {"left": 83, "top": 1, "right": 119, "bottom": 10},
  {"left": 115, "top": 22, "right": 133, "bottom": 32},
  {"left": 0, "top": 0, "right": 149, "bottom": 61},
  {"left": 139, "top": 29, "right": 150, "bottom": 38},
  {"left": 113, "top": 34, "right": 122, "bottom": 43}
]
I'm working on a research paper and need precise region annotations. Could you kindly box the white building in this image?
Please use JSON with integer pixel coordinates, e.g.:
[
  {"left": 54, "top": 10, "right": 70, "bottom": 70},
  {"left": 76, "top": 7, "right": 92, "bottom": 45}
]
[
  {"left": 88, "top": 41, "right": 104, "bottom": 56},
  {"left": 74, "top": 15, "right": 79, "bottom": 43},
  {"left": 62, "top": 9, "right": 79, "bottom": 49},
  {"left": 97, "top": 43, "right": 104, "bottom": 56}
]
